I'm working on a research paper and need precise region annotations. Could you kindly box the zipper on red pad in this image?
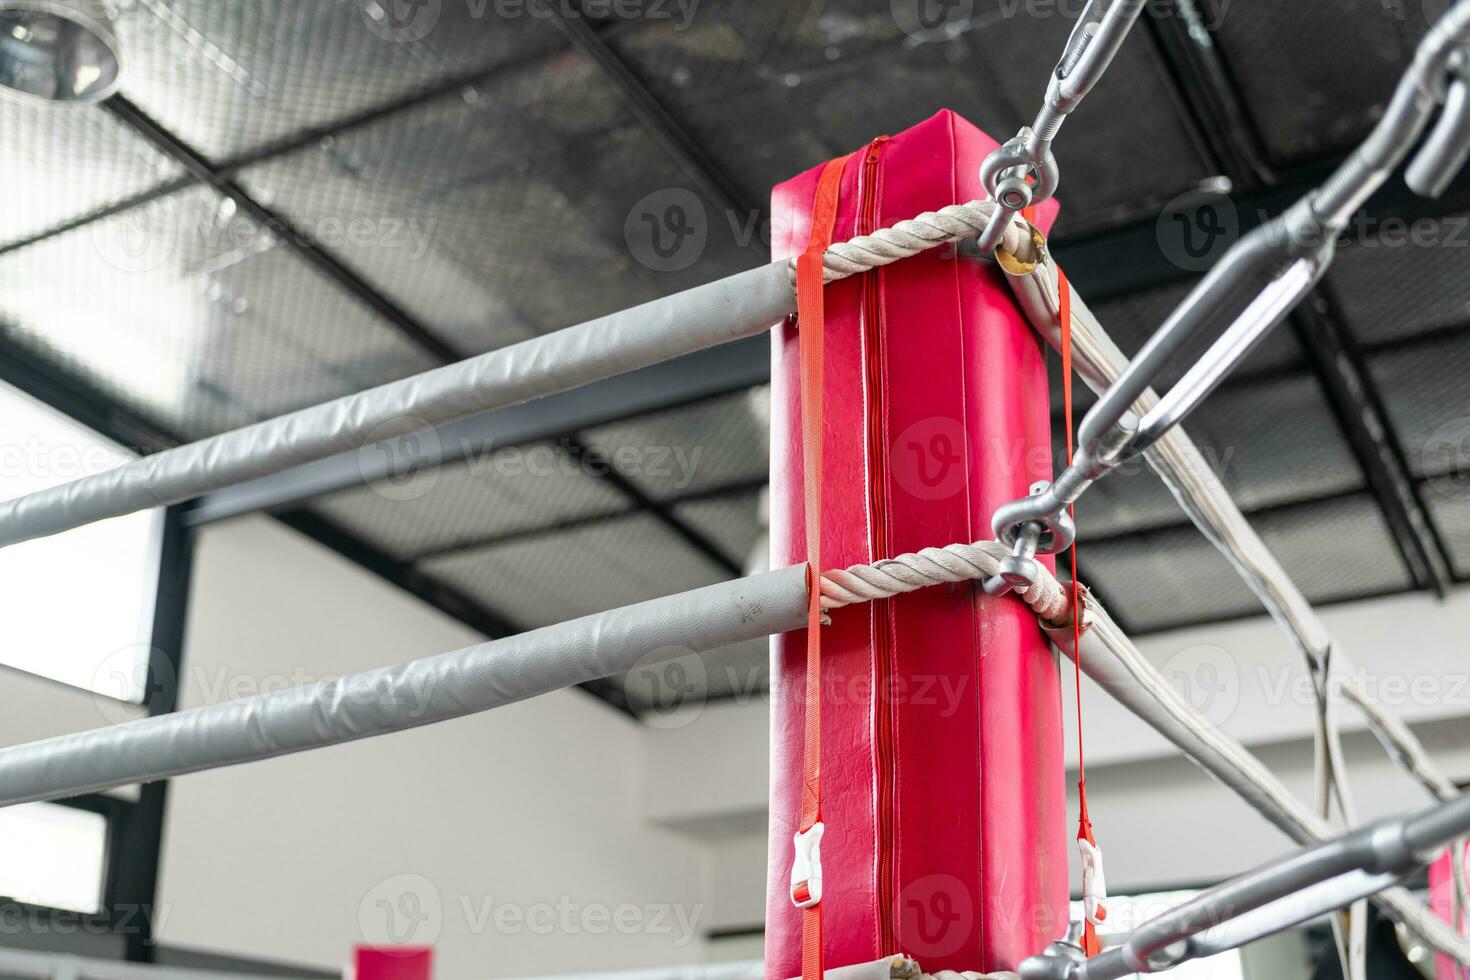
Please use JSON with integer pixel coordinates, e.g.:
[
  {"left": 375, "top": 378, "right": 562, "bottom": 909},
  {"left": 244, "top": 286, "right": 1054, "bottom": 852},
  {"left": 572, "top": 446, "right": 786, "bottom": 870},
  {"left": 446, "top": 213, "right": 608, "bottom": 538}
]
[{"left": 856, "top": 136, "right": 898, "bottom": 958}]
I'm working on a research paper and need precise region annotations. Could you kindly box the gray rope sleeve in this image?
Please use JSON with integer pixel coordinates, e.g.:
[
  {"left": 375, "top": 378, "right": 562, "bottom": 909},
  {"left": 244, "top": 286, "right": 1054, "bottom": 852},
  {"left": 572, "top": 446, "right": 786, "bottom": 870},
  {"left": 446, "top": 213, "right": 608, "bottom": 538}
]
[
  {"left": 0, "top": 201, "right": 1027, "bottom": 551},
  {"left": 0, "top": 566, "right": 809, "bottom": 806},
  {"left": 0, "top": 263, "right": 796, "bottom": 549}
]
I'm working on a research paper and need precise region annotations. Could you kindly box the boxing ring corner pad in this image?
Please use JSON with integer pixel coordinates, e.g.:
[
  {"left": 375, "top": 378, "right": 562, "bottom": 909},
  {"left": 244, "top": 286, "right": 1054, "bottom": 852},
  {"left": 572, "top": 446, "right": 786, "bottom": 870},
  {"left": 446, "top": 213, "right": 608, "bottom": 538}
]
[
  {"left": 0, "top": 261, "right": 798, "bottom": 550},
  {"left": 0, "top": 564, "right": 810, "bottom": 808}
]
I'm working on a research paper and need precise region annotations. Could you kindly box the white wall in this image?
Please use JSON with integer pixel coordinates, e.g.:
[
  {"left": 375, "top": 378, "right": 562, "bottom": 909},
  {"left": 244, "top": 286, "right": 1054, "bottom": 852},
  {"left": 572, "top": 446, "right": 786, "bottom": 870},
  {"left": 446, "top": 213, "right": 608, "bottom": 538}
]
[{"left": 154, "top": 516, "right": 712, "bottom": 979}]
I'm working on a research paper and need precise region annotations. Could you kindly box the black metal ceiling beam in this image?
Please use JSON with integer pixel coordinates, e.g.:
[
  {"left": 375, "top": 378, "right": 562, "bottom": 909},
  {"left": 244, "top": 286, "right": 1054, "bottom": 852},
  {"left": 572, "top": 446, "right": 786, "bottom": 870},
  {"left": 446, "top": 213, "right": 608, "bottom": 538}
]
[
  {"left": 1143, "top": 0, "right": 1273, "bottom": 189},
  {"left": 101, "top": 95, "right": 465, "bottom": 364},
  {"left": 563, "top": 436, "right": 744, "bottom": 575},
  {"left": 548, "top": 5, "right": 752, "bottom": 215},
  {"left": 1291, "top": 293, "right": 1455, "bottom": 595},
  {"left": 0, "top": 175, "right": 196, "bottom": 257}
]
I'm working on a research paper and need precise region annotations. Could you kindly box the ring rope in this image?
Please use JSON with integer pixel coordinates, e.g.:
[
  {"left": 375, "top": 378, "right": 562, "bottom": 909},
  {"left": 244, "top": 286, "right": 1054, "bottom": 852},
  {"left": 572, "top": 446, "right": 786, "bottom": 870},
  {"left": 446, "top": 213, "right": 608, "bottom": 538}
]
[
  {"left": 788, "top": 200, "right": 1036, "bottom": 288},
  {"left": 819, "top": 539, "right": 1071, "bottom": 625}
]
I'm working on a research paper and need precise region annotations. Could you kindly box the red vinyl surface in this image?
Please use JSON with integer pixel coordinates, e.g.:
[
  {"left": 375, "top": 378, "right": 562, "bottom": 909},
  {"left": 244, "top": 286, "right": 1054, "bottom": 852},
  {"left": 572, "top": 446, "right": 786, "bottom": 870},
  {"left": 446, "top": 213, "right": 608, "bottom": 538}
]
[
  {"left": 353, "top": 947, "right": 433, "bottom": 980},
  {"left": 765, "top": 109, "right": 1067, "bottom": 976}
]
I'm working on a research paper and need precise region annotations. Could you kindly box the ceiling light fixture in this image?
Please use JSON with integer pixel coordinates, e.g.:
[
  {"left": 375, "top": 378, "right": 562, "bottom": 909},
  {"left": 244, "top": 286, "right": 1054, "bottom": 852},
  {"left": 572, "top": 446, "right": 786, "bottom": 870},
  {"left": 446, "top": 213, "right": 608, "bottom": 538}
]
[{"left": 0, "top": 0, "right": 121, "bottom": 105}]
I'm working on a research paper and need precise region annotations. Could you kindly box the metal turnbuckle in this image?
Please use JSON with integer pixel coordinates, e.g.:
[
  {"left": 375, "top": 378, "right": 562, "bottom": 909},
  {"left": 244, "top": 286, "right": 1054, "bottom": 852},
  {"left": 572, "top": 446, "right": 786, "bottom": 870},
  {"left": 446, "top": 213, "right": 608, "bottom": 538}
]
[{"left": 993, "top": 0, "right": 1470, "bottom": 553}]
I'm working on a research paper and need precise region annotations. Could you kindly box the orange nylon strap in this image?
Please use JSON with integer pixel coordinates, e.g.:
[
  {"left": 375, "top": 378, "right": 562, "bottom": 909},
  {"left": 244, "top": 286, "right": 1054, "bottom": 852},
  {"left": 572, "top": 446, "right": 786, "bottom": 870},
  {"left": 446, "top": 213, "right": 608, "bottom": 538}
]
[
  {"left": 796, "top": 154, "right": 851, "bottom": 980},
  {"left": 1059, "top": 270, "right": 1103, "bottom": 959}
]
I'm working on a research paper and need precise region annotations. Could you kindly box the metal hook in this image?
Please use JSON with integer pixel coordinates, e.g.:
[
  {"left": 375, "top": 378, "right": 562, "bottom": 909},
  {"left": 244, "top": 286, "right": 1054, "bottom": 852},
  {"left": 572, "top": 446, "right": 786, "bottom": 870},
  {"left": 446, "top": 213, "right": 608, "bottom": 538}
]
[{"left": 1407, "top": 49, "right": 1470, "bottom": 198}]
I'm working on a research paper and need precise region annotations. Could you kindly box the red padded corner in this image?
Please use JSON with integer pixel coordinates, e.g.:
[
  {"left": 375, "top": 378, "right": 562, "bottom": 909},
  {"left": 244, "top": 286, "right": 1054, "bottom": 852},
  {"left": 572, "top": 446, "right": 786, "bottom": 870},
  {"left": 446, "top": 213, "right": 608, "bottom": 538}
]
[
  {"left": 765, "top": 109, "right": 1066, "bottom": 978},
  {"left": 353, "top": 947, "right": 432, "bottom": 980}
]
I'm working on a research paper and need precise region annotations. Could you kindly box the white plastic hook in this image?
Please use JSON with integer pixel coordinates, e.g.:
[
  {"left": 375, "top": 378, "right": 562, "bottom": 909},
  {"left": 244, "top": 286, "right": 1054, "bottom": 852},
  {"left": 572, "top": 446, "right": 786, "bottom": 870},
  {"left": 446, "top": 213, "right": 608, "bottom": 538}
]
[
  {"left": 1079, "top": 837, "right": 1108, "bottom": 927},
  {"left": 791, "top": 822, "right": 825, "bottom": 909}
]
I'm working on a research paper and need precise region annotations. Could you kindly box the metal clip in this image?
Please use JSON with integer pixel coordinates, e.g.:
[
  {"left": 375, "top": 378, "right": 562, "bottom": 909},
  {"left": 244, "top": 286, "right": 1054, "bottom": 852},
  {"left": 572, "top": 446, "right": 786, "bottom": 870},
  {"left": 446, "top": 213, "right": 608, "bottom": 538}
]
[
  {"left": 790, "top": 822, "right": 825, "bottom": 909},
  {"left": 985, "top": 482, "right": 1059, "bottom": 592},
  {"left": 975, "top": 0, "right": 1149, "bottom": 252}
]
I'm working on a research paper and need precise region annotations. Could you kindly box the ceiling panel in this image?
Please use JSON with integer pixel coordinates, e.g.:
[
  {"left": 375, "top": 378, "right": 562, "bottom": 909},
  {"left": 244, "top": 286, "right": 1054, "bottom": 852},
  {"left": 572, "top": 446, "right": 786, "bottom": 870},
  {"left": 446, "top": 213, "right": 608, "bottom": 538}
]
[
  {"left": 0, "top": 102, "right": 183, "bottom": 248},
  {"left": 0, "top": 186, "right": 433, "bottom": 439},
  {"left": 236, "top": 46, "right": 758, "bottom": 355},
  {"left": 1082, "top": 492, "right": 1412, "bottom": 634},
  {"left": 1252, "top": 494, "right": 1414, "bottom": 604},
  {"left": 420, "top": 512, "right": 729, "bottom": 630},
  {"left": 584, "top": 388, "right": 771, "bottom": 501},
  {"left": 673, "top": 491, "right": 764, "bottom": 572},
  {"left": 1328, "top": 219, "right": 1470, "bottom": 349},
  {"left": 1079, "top": 525, "right": 1263, "bottom": 632},
  {"left": 311, "top": 446, "right": 630, "bottom": 561},
  {"left": 606, "top": 1, "right": 1216, "bottom": 236},
  {"left": 1073, "top": 460, "right": 1189, "bottom": 542},
  {"left": 1424, "top": 482, "right": 1470, "bottom": 577},
  {"left": 113, "top": 0, "right": 559, "bottom": 161},
  {"left": 1366, "top": 334, "right": 1470, "bottom": 480},
  {"left": 1201, "top": 0, "right": 1419, "bottom": 167},
  {"left": 1183, "top": 374, "right": 1364, "bottom": 512}
]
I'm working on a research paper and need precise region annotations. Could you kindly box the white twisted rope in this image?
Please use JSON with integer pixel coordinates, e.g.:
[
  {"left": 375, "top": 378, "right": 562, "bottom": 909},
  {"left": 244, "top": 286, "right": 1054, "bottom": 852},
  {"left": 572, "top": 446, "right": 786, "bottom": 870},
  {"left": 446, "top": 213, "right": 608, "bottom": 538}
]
[
  {"left": 788, "top": 200, "right": 1036, "bottom": 287},
  {"left": 886, "top": 954, "right": 1019, "bottom": 980},
  {"left": 819, "top": 539, "right": 1072, "bottom": 625}
]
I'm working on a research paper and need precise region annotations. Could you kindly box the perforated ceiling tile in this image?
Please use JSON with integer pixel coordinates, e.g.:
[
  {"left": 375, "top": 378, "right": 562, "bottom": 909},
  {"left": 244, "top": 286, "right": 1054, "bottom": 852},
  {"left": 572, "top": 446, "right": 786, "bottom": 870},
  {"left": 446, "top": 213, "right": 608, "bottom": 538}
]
[
  {"left": 420, "top": 512, "right": 730, "bottom": 629},
  {"left": 1087, "top": 276, "right": 1304, "bottom": 389},
  {"left": 584, "top": 388, "right": 770, "bottom": 501},
  {"left": 0, "top": 102, "right": 182, "bottom": 248},
  {"left": 1327, "top": 223, "right": 1470, "bottom": 349},
  {"left": 236, "top": 47, "right": 757, "bottom": 355},
  {"left": 1071, "top": 453, "right": 1189, "bottom": 541},
  {"left": 606, "top": 2, "right": 1214, "bottom": 236},
  {"left": 1079, "top": 526, "right": 1263, "bottom": 633},
  {"left": 311, "top": 447, "right": 630, "bottom": 561},
  {"left": 1366, "top": 335, "right": 1470, "bottom": 480},
  {"left": 1423, "top": 482, "right": 1470, "bottom": 577},
  {"left": 1201, "top": 0, "right": 1418, "bottom": 167},
  {"left": 0, "top": 186, "right": 434, "bottom": 440},
  {"left": 1253, "top": 494, "right": 1413, "bottom": 604},
  {"left": 1185, "top": 374, "right": 1364, "bottom": 512},
  {"left": 672, "top": 491, "right": 763, "bottom": 572},
  {"left": 113, "top": 0, "right": 559, "bottom": 161}
]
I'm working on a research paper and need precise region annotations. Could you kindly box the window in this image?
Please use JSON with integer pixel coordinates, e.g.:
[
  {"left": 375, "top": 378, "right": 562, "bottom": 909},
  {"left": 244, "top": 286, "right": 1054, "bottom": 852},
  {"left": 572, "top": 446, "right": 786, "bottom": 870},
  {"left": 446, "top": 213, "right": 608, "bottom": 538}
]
[
  {"left": 0, "top": 802, "right": 108, "bottom": 913},
  {"left": 0, "top": 381, "right": 160, "bottom": 701}
]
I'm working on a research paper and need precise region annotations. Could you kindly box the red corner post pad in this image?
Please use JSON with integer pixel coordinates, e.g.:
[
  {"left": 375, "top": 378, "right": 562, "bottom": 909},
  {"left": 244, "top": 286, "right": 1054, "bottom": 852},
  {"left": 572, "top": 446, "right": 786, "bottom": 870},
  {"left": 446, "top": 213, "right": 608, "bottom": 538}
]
[{"left": 766, "top": 109, "right": 1068, "bottom": 977}]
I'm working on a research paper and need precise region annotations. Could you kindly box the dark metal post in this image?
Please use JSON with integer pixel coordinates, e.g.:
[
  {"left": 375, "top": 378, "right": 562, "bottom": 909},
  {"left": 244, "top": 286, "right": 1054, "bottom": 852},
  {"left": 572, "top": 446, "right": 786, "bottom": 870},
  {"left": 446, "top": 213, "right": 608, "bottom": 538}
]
[{"left": 103, "top": 504, "right": 195, "bottom": 962}]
